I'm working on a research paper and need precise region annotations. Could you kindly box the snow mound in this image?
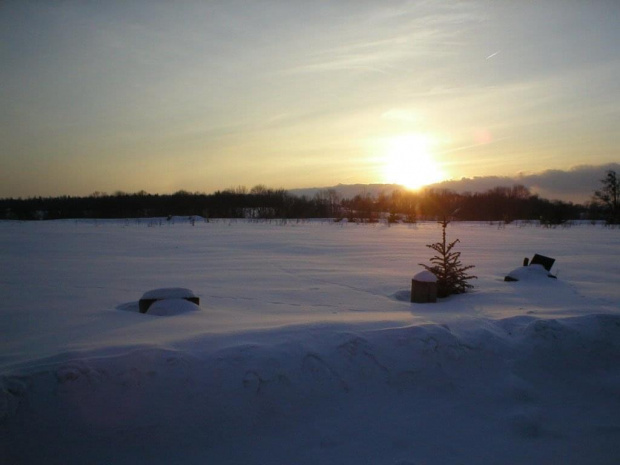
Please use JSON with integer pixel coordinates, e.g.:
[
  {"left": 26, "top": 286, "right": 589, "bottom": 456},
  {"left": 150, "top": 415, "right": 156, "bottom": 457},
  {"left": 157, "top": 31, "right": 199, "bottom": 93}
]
[
  {"left": 146, "top": 298, "right": 201, "bottom": 316},
  {"left": 505, "top": 264, "right": 554, "bottom": 282}
]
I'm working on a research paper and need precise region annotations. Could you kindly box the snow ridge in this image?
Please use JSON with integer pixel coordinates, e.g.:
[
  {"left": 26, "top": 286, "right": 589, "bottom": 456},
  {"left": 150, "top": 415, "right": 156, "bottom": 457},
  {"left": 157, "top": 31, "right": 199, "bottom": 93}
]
[{"left": 2, "top": 314, "right": 620, "bottom": 464}]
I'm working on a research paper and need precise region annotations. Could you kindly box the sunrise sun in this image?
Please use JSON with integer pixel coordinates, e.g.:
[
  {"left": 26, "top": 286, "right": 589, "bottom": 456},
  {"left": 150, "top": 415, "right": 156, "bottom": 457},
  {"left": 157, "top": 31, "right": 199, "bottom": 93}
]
[{"left": 382, "top": 133, "right": 444, "bottom": 190}]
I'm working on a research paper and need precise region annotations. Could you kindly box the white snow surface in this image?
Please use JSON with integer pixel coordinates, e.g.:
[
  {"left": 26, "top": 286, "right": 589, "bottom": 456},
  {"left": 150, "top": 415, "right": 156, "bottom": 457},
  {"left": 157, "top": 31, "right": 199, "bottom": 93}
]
[
  {"left": 1, "top": 219, "right": 619, "bottom": 464},
  {"left": 412, "top": 270, "right": 437, "bottom": 283}
]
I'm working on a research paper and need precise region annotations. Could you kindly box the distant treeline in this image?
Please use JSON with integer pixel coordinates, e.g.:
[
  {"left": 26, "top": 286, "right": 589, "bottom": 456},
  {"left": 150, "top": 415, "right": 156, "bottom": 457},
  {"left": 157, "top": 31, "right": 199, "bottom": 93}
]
[
  {"left": 1, "top": 186, "right": 334, "bottom": 221},
  {"left": 0, "top": 184, "right": 602, "bottom": 223}
]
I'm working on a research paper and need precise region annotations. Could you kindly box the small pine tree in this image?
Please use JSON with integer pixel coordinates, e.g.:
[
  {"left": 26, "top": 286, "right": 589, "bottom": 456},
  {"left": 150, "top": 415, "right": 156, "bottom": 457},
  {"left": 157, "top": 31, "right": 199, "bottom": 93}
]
[{"left": 420, "top": 218, "right": 477, "bottom": 298}]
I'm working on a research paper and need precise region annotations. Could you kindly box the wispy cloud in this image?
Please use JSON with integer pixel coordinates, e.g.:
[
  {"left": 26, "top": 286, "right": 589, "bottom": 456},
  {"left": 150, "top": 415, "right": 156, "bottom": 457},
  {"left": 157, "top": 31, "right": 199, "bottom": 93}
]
[{"left": 282, "top": 3, "right": 484, "bottom": 75}]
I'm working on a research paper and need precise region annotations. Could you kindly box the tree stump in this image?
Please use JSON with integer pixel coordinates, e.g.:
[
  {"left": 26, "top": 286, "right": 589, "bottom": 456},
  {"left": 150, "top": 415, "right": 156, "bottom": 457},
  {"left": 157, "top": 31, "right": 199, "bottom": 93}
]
[{"left": 411, "top": 271, "right": 437, "bottom": 303}]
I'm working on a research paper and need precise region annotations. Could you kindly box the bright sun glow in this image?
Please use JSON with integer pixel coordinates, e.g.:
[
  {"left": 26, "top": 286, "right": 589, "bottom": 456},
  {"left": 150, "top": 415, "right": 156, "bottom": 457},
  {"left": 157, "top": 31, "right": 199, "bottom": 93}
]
[{"left": 382, "top": 133, "right": 444, "bottom": 190}]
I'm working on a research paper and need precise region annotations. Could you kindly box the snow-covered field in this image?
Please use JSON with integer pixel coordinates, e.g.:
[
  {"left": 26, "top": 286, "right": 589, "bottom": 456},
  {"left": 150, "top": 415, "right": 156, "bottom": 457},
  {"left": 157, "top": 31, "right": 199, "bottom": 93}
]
[{"left": 1, "top": 219, "right": 619, "bottom": 464}]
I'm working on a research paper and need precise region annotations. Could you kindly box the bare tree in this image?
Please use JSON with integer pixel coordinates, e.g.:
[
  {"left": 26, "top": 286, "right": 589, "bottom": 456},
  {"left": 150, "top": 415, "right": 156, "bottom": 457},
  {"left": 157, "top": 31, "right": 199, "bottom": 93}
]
[{"left": 593, "top": 170, "right": 619, "bottom": 224}]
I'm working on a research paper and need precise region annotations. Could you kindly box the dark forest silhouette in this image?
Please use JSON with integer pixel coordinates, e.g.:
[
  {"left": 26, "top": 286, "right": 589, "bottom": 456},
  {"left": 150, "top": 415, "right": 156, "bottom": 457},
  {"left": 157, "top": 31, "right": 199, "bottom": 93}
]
[{"left": 2, "top": 182, "right": 609, "bottom": 224}]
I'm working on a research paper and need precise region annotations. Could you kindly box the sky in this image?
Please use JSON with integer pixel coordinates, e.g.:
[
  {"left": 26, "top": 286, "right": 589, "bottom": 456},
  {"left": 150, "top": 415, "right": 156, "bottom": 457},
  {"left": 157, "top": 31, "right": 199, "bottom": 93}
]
[{"left": 1, "top": 0, "right": 619, "bottom": 200}]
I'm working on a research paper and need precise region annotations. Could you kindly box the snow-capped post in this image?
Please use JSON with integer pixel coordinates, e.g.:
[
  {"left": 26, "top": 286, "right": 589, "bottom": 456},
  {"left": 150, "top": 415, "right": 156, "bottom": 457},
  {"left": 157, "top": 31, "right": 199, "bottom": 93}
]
[{"left": 411, "top": 270, "right": 438, "bottom": 303}]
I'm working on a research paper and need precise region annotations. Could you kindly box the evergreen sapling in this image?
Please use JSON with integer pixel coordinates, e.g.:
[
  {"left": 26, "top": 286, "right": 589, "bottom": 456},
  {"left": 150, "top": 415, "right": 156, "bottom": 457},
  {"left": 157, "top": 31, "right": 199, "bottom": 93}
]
[{"left": 420, "top": 218, "right": 477, "bottom": 298}]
